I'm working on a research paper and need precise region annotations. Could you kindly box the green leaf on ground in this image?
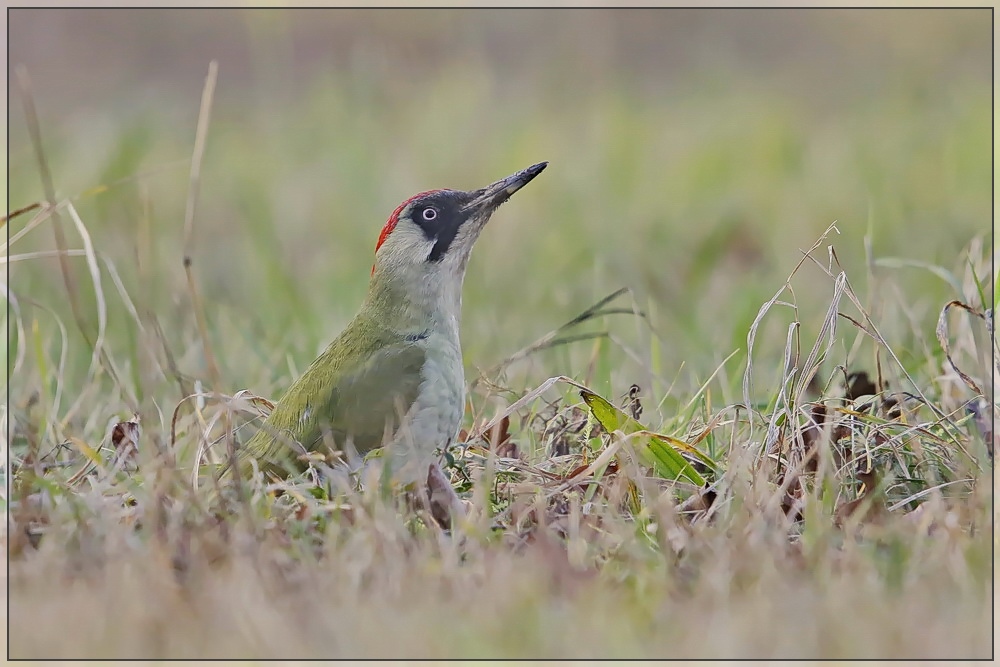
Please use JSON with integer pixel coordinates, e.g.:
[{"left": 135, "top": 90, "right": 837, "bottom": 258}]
[{"left": 580, "top": 389, "right": 709, "bottom": 486}]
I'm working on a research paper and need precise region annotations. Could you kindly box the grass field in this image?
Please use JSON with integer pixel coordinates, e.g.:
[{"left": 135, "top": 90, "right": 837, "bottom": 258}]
[{"left": 5, "top": 9, "right": 995, "bottom": 659}]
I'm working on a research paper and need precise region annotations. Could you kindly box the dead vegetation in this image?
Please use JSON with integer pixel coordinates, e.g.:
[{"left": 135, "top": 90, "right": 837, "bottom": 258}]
[
  {"left": 5, "top": 38, "right": 994, "bottom": 658},
  {"left": 6, "top": 221, "right": 994, "bottom": 658}
]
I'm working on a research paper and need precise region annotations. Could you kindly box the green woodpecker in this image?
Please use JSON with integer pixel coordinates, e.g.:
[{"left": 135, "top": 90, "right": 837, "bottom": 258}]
[{"left": 238, "top": 162, "right": 548, "bottom": 487}]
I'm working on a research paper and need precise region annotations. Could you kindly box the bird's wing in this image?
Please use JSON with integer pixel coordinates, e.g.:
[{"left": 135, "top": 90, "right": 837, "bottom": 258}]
[{"left": 241, "top": 337, "right": 427, "bottom": 477}]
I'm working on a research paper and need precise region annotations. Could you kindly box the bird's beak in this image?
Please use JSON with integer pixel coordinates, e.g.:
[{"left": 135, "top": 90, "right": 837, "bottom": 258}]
[{"left": 465, "top": 161, "right": 548, "bottom": 213}]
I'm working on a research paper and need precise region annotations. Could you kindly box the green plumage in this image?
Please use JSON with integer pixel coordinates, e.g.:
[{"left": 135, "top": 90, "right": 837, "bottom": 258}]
[
  {"left": 239, "top": 313, "right": 427, "bottom": 479},
  {"left": 219, "top": 161, "right": 548, "bottom": 492}
]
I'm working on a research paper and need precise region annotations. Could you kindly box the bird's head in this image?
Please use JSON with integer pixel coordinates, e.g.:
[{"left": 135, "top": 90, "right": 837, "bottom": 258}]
[{"left": 370, "top": 162, "right": 547, "bottom": 290}]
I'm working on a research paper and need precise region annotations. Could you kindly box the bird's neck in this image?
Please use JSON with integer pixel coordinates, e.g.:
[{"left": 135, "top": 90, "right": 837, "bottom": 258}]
[{"left": 364, "top": 266, "right": 465, "bottom": 341}]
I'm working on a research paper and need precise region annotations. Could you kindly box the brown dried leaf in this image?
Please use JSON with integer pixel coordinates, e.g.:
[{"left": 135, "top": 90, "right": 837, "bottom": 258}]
[
  {"left": 780, "top": 476, "right": 806, "bottom": 523},
  {"left": 882, "top": 395, "right": 902, "bottom": 420},
  {"left": 496, "top": 439, "right": 522, "bottom": 460},
  {"left": 683, "top": 486, "right": 717, "bottom": 514},
  {"left": 834, "top": 459, "right": 885, "bottom": 528},
  {"left": 8, "top": 493, "right": 49, "bottom": 557},
  {"left": 484, "top": 415, "right": 511, "bottom": 449},
  {"left": 111, "top": 413, "right": 141, "bottom": 469},
  {"left": 796, "top": 402, "right": 827, "bottom": 474},
  {"left": 845, "top": 371, "right": 877, "bottom": 401}
]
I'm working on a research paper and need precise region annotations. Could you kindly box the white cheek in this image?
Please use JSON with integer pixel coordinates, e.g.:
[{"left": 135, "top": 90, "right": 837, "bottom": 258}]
[{"left": 380, "top": 224, "right": 435, "bottom": 267}]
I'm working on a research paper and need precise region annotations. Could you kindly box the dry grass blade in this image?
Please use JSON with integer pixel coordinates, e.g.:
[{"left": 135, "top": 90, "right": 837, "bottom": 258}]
[
  {"left": 5, "top": 206, "right": 54, "bottom": 251},
  {"left": 935, "top": 299, "right": 986, "bottom": 396},
  {"left": 100, "top": 254, "right": 147, "bottom": 339},
  {"left": 2, "top": 284, "right": 29, "bottom": 379},
  {"left": 149, "top": 313, "right": 191, "bottom": 399},
  {"left": 886, "top": 478, "right": 974, "bottom": 512},
  {"left": 835, "top": 264, "right": 951, "bottom": 426},
  {"left": 11, "top": 295, "right": 70, "bottom": 444},
  {"left": 184, "top": 390, "right": 274, "bottom": 488},
  {"left": 182, "top": 60, "right": 221, "bottom": 386},
  {"left": 2, "top": 201, "right": 43, "bottom": 224},
  {"left": 762, "top": 321, "right": 799, "bottom": 459},
  {"left": 4, "top": 249, "right": 89, "bottom": 263},
  {"left": 742, "top": 222, "right": 840, "bottom": 421},
  {"left": 677, "top": 348, "right": 740, "bottom": 417},
  {"left": 11, "top": 77, "right": 133, "bottom": 416},
  {"left": 176, "top": 61, "right": 238, "bottom": 499},
  {"left": 4, "top": 160, "right": 190, "bottom": 226},
  {"left": 549, "top": 433, "right": 626, "bottom": 495},
  {"left": 473, "top": 287, "right": 639, "bottom": 385},
  {"left": 470, "top": 375, "right": 589, "bottom": 441},
  {"left": 15, "top": 66, "right": 92, "bottom": 352},
  {"left": 874, "top": 256, "right": 966, "bottom": 297},
  {"left": 793, "top": 271, "right": 847, "bottom": 400},
  {"left": 64, "top": 203, "right": 108, "bottom": 381}
]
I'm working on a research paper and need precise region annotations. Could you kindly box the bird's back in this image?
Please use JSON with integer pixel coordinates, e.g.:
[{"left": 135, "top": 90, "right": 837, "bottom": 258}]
[{"left": 239, "top": 314, "right": 428, "bottom": 478}]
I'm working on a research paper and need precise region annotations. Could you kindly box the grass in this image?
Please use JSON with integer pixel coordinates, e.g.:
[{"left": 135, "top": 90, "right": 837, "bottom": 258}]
[{"left": 5, "top": 10, "right": 995, "bottom": 660}]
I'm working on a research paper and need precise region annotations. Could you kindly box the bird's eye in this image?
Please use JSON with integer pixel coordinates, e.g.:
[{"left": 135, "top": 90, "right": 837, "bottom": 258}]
[{"left": 421, "top": 207, "right": 438, "bottom": 221}]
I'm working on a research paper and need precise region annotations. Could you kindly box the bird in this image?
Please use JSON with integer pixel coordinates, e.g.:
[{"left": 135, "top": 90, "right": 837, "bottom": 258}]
[{"left": 233, "top": 161, "right": 548, "bottom": 497}]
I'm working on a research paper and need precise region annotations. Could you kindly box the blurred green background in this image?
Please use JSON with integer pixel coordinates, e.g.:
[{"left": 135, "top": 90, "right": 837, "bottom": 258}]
[{"left": 7, "top": 9, "right": 992, "bottom": 426}]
